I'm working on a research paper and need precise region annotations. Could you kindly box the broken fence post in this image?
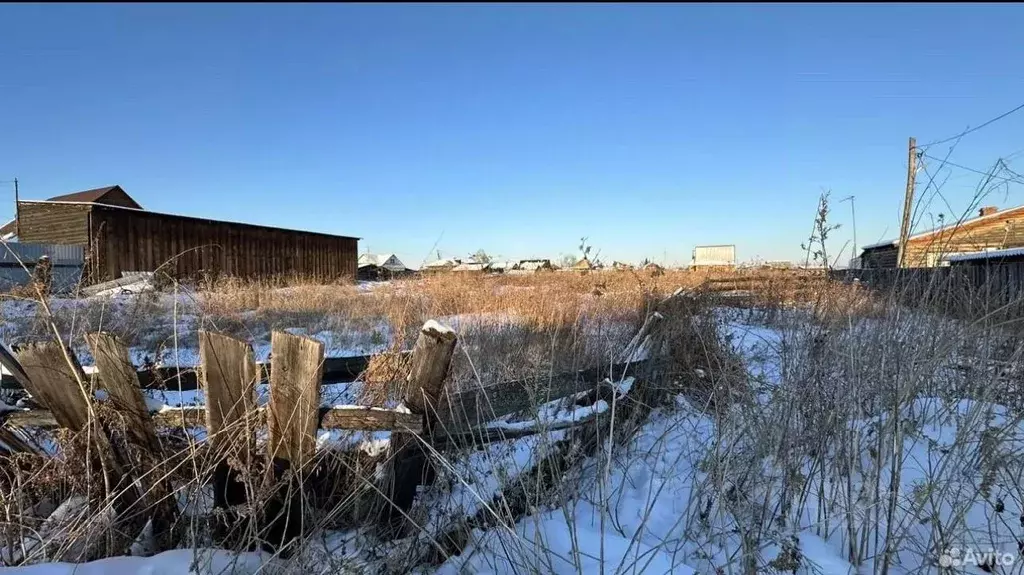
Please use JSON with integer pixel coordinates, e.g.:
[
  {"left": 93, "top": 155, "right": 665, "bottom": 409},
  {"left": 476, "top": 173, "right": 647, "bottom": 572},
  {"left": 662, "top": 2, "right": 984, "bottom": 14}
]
[
  {"left": 14, "top": 339, "right": 144, "bottom": 554},
  {"left": 378, "top": 319, "right": 457, "bottom": 537},
  {"left": 264, "top": 330, "right": 324, "bottom": 554},
  {"left": 198, "top": 330, "right": 258, "bottom": 547},
  {"left": 86, "top": 332, "right": 177, "bottom": 552}
]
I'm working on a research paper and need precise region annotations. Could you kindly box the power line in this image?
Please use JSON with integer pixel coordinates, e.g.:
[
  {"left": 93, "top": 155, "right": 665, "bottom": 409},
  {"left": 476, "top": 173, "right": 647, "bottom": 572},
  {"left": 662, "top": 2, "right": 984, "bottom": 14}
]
[
  {"left": 919, "top": 101, "right": 1024, "bottom": 148},
  {"left": 919, "top": 152, "right": 1024, "bottom": 187}
]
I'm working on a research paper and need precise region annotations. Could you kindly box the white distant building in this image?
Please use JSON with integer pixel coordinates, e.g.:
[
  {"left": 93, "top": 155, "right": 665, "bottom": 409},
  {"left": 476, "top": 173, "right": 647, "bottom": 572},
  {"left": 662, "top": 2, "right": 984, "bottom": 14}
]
[{"left": 692, "top": 245, "right": 736, "bottom": 269}]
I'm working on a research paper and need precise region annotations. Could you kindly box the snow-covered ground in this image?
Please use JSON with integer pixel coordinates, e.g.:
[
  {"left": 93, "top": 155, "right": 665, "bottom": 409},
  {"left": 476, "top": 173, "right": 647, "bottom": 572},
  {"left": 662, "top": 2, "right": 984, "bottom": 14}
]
[{"left": 9, "top": 302, "right": 1022, "bottom": 574}]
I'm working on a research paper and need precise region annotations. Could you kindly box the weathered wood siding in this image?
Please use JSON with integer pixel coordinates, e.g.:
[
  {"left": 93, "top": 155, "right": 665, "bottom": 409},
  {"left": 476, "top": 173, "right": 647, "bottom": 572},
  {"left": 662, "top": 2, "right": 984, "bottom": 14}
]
[
  {"left": 861, "top": 245, "right": 898, "bottom": 269},
  {"left": 903, "top": 212, "right": 1024, "bottom": 267},
  {"left": 12, "top": 202, "right": 357, "bottom": 284},
  {"left": 15, "top": 203, "right": 92, "bottom": 245},
  {"left": 89, "top": 206, "right": 358, "bottom": 283},
  {"left": 862, "top": 207, "right": 1024, "bottom": 268}
]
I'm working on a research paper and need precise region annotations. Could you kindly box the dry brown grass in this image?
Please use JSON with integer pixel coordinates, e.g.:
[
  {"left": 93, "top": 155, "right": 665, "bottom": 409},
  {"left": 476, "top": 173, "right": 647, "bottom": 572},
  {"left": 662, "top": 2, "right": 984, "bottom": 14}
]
[{"left": 199, "top": 269, "right": 714, "bottom": 331}]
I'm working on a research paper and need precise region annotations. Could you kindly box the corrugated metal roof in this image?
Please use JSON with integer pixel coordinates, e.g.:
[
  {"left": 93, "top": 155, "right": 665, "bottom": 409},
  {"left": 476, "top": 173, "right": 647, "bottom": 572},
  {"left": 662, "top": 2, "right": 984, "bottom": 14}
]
[{"left": 947, "top": 247, "right": 1024, "bottom": 262}]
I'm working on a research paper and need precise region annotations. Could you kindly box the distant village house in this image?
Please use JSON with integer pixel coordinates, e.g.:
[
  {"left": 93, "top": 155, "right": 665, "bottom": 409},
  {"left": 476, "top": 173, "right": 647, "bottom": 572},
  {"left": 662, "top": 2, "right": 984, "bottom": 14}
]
[{"left": 357, "top": 253, "right": 413, "bottom": 281}]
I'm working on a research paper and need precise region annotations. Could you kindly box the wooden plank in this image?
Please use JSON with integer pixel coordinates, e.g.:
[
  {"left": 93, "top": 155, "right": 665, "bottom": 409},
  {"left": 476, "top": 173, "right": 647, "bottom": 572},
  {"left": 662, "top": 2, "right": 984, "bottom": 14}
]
[
  {"left": 14, "top": 341, "right": 92, "bottom": 431},
  {"left": 267, "top": 331, "right": 325, "bottom": 469},
  {"left": 319, "top": 407, "right": 422, "bottom": 432},
  {"left": 199, "top": 331, "right": 257, "bottom": 458},
  {"left": 199, "top": 331, "right": 258, "bottom": 547}
]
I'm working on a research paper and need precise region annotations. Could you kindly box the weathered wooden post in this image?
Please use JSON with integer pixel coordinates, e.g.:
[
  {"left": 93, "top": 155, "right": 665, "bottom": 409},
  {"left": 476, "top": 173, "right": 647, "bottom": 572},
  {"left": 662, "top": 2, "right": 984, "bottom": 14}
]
[
  {"left": 378, "top": 319, "right": 456, "bottom": 537},
  {"left": 86, "top": 332, "right": 177, "bottom": 551},
  {"left": 13, "top": 340, "right": 134, "bottom": 558},
  {"left": 198, "top": 331, "right": 258, "bottom": 547},
  {"left": 263, "top": 330, "right": 324, "bottom": 553}
]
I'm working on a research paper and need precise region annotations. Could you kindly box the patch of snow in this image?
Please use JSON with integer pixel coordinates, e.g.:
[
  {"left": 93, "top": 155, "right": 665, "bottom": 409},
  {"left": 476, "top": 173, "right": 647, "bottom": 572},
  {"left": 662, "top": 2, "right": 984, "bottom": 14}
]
[
  {"left": 5, "top": 548, "right": 270, "bottom": 575},
  {"left": 487, "top": 400, "right": 609, "bottom": 432},
  {"left": 422, "top": 319, "right": 455, "bottom": 336}
]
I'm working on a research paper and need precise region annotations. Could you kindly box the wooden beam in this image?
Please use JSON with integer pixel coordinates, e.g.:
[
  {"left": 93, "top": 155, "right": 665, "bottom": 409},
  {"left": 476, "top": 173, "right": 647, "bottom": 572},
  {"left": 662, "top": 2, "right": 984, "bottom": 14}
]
[
  {"left": 0, "top": 353, "right": 380, "bottom": 391},
  {"left": 437, "top": 361, "right": 640, "bottom": 432}
]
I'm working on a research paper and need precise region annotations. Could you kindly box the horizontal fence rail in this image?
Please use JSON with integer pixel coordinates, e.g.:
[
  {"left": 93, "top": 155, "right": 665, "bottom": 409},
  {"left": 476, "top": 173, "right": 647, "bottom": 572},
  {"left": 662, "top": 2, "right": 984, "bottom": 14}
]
[
  {"left": 0, "top": 353, "right": 380, "bottom": 391},
  {"left": 0, "top": 290, "right": 680, "bottom": 554}
]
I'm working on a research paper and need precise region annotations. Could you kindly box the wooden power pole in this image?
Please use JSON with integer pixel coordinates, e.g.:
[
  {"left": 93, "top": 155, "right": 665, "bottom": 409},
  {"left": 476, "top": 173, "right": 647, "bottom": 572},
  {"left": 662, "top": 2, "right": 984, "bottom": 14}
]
[
  {"left": 896, "top": 137, "right": 917, "bottom": 268},
  {"left": 13, "top": 178, "right": 19, "bottom": 239}
]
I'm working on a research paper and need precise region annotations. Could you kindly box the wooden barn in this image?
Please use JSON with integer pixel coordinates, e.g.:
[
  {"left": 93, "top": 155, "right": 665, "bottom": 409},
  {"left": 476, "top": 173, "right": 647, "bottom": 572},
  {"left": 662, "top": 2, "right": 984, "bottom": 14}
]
[
  {"left": 1, "top": 186, "right": 359, "bottom": 284},
  {"left": 860, "top": 205, "right": 1024, "bottom": 268}
]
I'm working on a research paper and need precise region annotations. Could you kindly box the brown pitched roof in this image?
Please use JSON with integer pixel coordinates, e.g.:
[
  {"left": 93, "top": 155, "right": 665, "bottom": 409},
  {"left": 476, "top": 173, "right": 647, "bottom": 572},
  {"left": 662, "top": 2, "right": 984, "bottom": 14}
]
[
  {"left": 0, "top": 185, "right": 142, "bottom": 237},
  {"left": 48, "top": 185, "right": 140, "bottom": 208}
]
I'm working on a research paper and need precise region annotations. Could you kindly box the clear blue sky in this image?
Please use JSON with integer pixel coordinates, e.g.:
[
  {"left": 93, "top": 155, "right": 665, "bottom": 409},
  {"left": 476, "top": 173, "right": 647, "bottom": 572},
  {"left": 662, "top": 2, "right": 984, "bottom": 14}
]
[{"left": 2, "top": 4, "right": 1024, "bottom": 268}]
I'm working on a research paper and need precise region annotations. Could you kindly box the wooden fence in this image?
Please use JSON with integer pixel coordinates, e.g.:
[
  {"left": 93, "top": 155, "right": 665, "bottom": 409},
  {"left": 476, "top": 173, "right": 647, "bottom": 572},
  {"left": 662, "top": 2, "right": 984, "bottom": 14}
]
[
  {"left": 0, "top": 307, "right": 668, "bottom": 555},
  {"left": 833, "top": 263, "right": 1024, "bottom": 318}
]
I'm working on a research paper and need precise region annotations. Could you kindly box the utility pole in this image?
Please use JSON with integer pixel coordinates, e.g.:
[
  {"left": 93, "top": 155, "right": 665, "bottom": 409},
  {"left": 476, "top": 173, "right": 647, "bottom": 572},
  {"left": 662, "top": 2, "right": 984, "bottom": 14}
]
[
  {"left": 896, "top": 137, "right": 917, "bottom": 268},
  {"left": 13, "top": 178, "right": 19, "bottom": 239},
  {"left": 840, "top": 195, "right": 857, "bottom": 267}
]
